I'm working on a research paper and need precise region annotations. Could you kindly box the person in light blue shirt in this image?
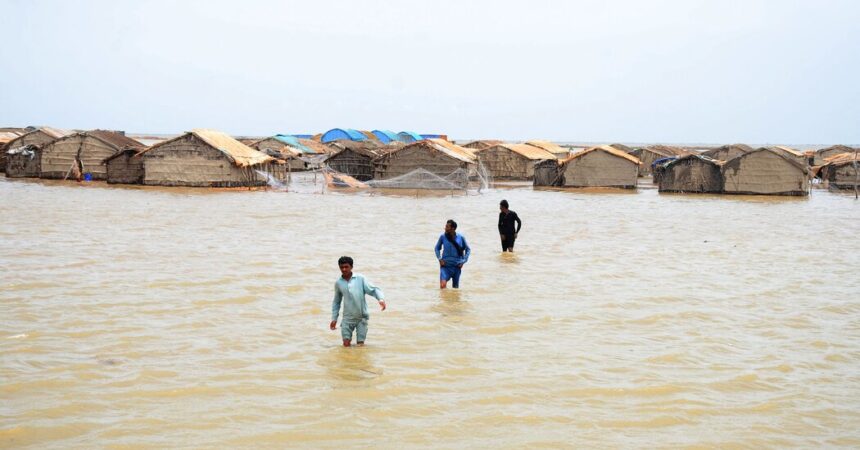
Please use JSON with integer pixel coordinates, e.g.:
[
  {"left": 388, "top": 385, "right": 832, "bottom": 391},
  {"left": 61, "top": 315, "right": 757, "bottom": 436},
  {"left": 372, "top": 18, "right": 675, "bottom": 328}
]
[
  {"left": 434, "top": 219, "right": 471, "bottom": 289},
  {"left": 330, "top": 256, "right": 386, "bottom": 347}
]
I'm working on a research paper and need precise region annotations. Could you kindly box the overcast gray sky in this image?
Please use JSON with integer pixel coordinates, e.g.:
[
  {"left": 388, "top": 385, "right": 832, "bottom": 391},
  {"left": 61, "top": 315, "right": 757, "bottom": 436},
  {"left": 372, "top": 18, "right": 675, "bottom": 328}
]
[{"left": 1, "top": 0, "right": 858, "bottom": 144}]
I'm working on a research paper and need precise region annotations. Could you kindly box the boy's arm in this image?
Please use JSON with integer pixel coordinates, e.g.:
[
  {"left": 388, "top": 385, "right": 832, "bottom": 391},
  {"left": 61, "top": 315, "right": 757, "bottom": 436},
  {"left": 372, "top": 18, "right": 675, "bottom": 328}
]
[
  {"left": 462, "top": 237, "right": 471, "bottom": 264},
  {"left": 434, "top": 236, "right": 444, "bottom": 260},
  {"left": 362, "top": 277, "right": 386, "bottom": 311},
  {"left": 515, "top": 213, "right": 522, "bottom": 234},
  {"left": 330, "top": 282, "right": 343, "bottom": 328}
]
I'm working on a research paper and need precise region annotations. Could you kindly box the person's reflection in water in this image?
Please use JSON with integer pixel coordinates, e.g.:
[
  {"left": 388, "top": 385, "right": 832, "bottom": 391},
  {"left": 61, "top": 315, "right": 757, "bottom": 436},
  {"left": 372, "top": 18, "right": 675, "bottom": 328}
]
[
  {"left": 432, "top": 288, "right": 471, "bottom": 319},
  {"left": 323, "top": 345, "right": 382, "bottom": 385}
]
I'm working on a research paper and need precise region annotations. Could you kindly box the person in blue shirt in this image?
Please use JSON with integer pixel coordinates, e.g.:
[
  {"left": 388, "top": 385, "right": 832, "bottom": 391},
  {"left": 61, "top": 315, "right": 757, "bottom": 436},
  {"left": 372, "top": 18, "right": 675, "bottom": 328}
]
[
  {"left": 330, "top": 256, "right": 386, "bottom": 347},
  {"left": 434, "top": 219, "right": 471, "bottom": 289}
]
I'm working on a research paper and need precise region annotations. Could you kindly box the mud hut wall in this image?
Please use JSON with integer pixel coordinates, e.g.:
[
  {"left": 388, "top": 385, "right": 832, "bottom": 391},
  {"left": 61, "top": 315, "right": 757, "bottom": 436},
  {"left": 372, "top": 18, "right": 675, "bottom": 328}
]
[
  {"left": 533, "top": 160, "right": 561, "bottom": 186},
  {"left": 476, "top": 148, "right": 533, "bottom": 179},
  {"left": 143, "top": 136, "right": 263, "bottom": 187},
  {"left": 40, "top": 137, "right": 84, "bottom": 179},
  {"left": 78, "top": 137, "right": 121, "bottom": 179},
  {"left": 326, "top": 149, "right": 375, "bottom": 181},
  {"left": 5, "top": 150, "right": 42, "bottom": 178},
  {"left": 562, "top": 151, "right": 638, "bottom": 187},
  {"left": 828, "top": 163, "right": 859, "bottom": 188},
  {"left": 376, "top": 146, "right": 468, "bottom": 179},
  {"left": 106, "top": 154, "right": 145, "bottom": 184},
  {"left": 722, "top": 151, "right": 808, "bottom": 195},
  {"left": 658, "top": 159, "right": 722, "bottom": 193}
]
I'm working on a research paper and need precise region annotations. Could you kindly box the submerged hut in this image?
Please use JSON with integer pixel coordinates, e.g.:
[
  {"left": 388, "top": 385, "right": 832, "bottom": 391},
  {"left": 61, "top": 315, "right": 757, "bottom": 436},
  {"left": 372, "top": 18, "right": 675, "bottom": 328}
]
[
  {"left": 0, "top": 131, "right": 22, "bottom": 171},
  {"left": 533, "top": 159, "right": 562, "bottom": 186},
  {"left": 658, "top": 154, "right": 723, "bottom": 194},
  {"left": 558, "top": 145, "right": 641, "bottom": 188},
  {"left": 137, "top": 129, "right": 283, "bottom": 187},
  {"left": 722, "top": 147, "right": 808, "bottom": 196},
  {"left": 324, "top": 141, "right": 390, "bottom": 181},
  {"left": 629, "top": 145, "right": 689, "bottom": 177},
  {"left": 251, "top": 135, "right": 320, "bottom": 171},
  {"left": 525, "top": 140, "right": 570, "bottom": 158},
  {"left": 462, "top": 140, "right": 503, "bottom": 151},
  {"left": 103, "top": 148, "right": 147, "bottom": 184},
  {"left": 474, "top": 143, "right": 556, "bottom": 180},
  {"left": 814, "top": 145, "right": 855, "bottom": 166},
  {"left": 374, "top": 139, "right": 476, "bottom": 187},
  {"left": 701, "top": 143, "right": 753, "bottom": 161},
  {"left": 40, "top": 130, "right": 142, "bottom": 180},
  {"left": 818, "top": 152, "right": 860, "bottom": 190},
  {"left": 2, "top": 127, "right": 71, "bottom": 176}
]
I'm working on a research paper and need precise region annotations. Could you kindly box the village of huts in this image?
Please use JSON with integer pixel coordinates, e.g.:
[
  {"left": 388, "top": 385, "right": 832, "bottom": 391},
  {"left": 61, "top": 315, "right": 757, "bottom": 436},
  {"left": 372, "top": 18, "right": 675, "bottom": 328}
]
[{"left": 2, "top": 124, "right": 857, "bottom": 195}]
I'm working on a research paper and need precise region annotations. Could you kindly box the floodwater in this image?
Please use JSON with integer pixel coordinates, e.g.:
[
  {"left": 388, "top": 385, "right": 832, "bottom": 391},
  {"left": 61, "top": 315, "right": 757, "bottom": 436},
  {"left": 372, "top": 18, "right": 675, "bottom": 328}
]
[{"left": 2, "top": 176, "right": 860, "bottom": 449}]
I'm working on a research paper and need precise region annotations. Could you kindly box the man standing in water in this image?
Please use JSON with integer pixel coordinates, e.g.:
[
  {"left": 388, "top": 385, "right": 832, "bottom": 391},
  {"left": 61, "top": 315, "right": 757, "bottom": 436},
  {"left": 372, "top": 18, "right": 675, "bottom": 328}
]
[
  {"left": 330, "top": 256, "right": 386, "bottom": 347},
  {"left": 434, "top": 219, "right": 471, "bottom": 289},
  {"left": 498, "top": 200, "right": 522, "bottom": 252}
]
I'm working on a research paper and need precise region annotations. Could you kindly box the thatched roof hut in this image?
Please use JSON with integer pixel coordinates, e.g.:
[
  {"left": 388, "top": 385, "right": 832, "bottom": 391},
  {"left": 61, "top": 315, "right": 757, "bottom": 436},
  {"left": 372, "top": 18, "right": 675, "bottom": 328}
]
[
  {"left": 813, "top": 145, "right": 855, "bottom": 166},
  {"left": 324, "top": 141, "right": 391, "bottom": 181},
  {"left": 558, "top": 145, "right": 641, "bottom": 188},
  {"left": 629, "top": 145, "right": 689, "bottom": 177},
  {"left": 251, "top": 135, "right": 323, "bottom": 171},
  {"left": 373, "top": 139, "right": 476, "bottom": 187},
  {"left": 722, "top": 147, "right": 808, "bottom": 196},
  {"left": 462, "top": 140, "right": 503, "bottom": 151},
  {"left": 658, "top": 154, "right": 723, "bottom": 194},
  {"left": 474, "top": 143, "right": 556, "bottom": 180},
  {"left": 3, "top": 127, "right": 71, "bottom": 177},
  {"left": 701, "top": 143, "right": 753, "bottom": 161},
  {"left": 817, "top": 151, "right": 860, "bottom": 190},
  {"left": 525, "top": 140, "right": 570, "bottom": 158},
  {"left": 40, "top": 130, "right": 142, "bottom": 180},
  {"left": 137, "top": 129, "right": 282, "bottom": 187}
]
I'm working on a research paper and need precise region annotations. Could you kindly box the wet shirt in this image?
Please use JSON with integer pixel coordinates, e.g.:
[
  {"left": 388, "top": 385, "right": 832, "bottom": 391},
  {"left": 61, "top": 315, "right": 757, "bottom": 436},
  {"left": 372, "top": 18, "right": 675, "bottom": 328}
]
[
  {"left": 498, "top": 210, "right": 522, "bottom": 235},
  {"left": 434, "top": 233, "right": 471, "bottom": 266},
  {"left": 331, "top": 273, "right": 384, "bottom": 322}
]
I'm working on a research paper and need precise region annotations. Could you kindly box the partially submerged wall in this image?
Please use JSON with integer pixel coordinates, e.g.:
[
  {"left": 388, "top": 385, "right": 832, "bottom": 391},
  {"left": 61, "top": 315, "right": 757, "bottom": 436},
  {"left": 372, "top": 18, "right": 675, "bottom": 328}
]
[
  {"left": 142, "top": 135, "right": 267, "bottom": 187},
  {"left": 561, "top": 151, "right": 638, "bottom": 188},
  {"left": 722, "top": 150, "right": 808, "bottom": 195}
]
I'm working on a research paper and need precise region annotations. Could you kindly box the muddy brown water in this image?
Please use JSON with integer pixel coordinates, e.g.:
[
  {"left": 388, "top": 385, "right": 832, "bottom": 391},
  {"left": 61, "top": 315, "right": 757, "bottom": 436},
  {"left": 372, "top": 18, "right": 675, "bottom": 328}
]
[{"left": 2, "top": 176, "right": 859, "bottom": 448}]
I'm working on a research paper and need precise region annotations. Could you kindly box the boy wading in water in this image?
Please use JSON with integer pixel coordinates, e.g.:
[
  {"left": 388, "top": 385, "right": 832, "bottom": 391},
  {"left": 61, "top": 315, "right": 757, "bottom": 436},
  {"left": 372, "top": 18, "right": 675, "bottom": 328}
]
[
  {"left": 330, "top": 256, "right": 386, "bottom": 347},
  {"left": 498, "top": 199, "right": 522, "bottom": 252},
  {"left": 434, "top": 219, "right": 471, "bottom": 289}
]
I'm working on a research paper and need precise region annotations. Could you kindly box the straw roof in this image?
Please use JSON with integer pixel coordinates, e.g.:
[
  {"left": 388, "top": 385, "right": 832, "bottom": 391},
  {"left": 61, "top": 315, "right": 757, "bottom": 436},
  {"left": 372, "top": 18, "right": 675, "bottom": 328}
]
[
  {"left": 486, "top": 143, "right": 556, "bottom": 160},
  {"left": 609, "top": 143, "right": 634, "bottom": 153},
  {"left": 561, "top": 145, "right": 641, "bottom": 165},
  {"left": 816, "top": 145, "right": 854, "bottom": 155},
  {"left": 0, "top": 132, "right": 20, "bottom": 145},
  {"left": 646, "top": 144, "right": 689, "bottom": 156},
  {"left": 525, "top": 140, "right": 568, "bottom": 155},
  {"left": 427, "top": 138, "right": 476, "bottom": 162},
  {"left": 663, "top": 153, "right": 724, "bottom": 168},
  {"left": 462, "top": 139, "right": 503, "bottom": 150},
  {"left": 139, "top": 129, "right": 274, "bottom": 167},
  {"left": 823, "top": 151, "right": 860, "bottom": 165},
  {"left": 326, "top": 140, "right": 390, "bottom": 159},
  {"left": 86, "top": 130, "right": 145, "bottom": 150},
  {"left": 298, "top": 138, "right": 332, "bottom": 154},
  {"left": 770, "top": 145, "right": 804, "bottom": 157}
]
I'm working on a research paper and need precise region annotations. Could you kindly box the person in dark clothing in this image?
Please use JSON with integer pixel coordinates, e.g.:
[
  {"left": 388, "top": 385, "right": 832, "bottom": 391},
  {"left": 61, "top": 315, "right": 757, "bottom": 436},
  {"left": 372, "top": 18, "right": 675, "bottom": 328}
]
[{"left": 498, "top": 199, "right": 522, "bottom": 252}]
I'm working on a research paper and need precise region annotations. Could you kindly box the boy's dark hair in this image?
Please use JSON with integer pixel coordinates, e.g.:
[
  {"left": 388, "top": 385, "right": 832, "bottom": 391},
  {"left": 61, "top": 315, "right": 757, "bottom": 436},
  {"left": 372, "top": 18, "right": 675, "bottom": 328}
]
[
  {"left": 500, "top": 199, "right": 509, "bottom": 208},
  {"left": 337, "top": 256, "right": 353, "bottom": 267},
  {"left": 446, "top": 219, "right": 458, "bottom": 230}
]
